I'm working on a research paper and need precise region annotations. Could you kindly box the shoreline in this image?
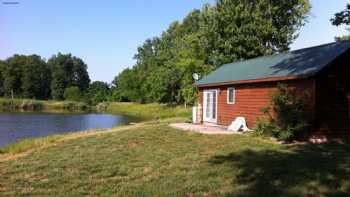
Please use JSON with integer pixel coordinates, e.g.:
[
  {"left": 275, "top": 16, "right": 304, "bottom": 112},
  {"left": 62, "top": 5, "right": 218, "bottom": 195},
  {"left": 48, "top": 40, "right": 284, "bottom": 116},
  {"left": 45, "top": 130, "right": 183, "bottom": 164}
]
[
  {"left": 0, "top": 122, "right": 148, "bottom": 161},
  {"left": 0, "top": 102, "right": 191, "bottom": 155},
  {"left": 0, "top": 98, "right": 90, "bottom": 112},
  {"left": 0, "top": 103, "right": 349, "bottom": 196}
]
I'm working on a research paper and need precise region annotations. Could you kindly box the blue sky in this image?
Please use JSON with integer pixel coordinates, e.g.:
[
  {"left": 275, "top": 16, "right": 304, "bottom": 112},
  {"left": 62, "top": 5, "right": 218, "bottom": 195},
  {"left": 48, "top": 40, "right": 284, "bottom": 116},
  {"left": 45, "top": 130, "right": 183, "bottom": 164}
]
[{"left": 0, "top": 0, "right": 349, "bottom": 82}]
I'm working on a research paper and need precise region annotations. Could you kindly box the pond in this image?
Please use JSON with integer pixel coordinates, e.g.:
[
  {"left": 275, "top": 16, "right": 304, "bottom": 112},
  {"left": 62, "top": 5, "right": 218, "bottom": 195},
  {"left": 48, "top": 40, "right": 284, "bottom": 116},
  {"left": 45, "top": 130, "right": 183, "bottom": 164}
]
[{"left": 0, "top": 112, "right": 134, "bottom": 147}]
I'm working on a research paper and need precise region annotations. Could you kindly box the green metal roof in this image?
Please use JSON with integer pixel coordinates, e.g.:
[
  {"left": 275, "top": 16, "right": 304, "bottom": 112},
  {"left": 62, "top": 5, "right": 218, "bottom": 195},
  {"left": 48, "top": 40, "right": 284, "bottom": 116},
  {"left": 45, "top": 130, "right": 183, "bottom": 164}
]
[{"left": 195, "top": 40, "right": 350, "bottom": 86}]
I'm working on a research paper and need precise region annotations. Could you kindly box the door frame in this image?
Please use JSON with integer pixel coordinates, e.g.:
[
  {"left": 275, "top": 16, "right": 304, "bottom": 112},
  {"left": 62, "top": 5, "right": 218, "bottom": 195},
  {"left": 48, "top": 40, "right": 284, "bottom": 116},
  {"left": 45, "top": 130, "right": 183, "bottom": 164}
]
[{"left": 203, "top": 89, "right": 218, "bottom": 124}]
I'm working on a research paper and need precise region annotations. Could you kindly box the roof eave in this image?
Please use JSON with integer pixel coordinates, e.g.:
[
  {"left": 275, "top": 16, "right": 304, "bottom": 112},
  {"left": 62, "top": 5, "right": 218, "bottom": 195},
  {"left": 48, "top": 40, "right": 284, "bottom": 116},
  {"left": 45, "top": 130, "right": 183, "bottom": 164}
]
[{"left": 194, "top": 75, "right": 311, "bottom": 88}]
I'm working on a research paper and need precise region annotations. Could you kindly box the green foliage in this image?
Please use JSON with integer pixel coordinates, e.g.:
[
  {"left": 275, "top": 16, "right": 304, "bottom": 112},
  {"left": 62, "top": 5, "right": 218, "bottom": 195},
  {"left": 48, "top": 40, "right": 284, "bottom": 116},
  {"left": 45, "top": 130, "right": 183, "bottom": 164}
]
[
  {"left": 331, "top": 3, "right": 350, "bottom": 26},
  {"left": 106, "top": 102, "right": 191, "bottom": 121},
  {"left": 0, "top": 53, "right": 91, "bottom": 102},
  {"left": 0, "top": 98, "right": 44, "bottom": 111},
  {"left": 2, "top": 55, "right": 51, "bottom": 99},
  {"left": 255, "top": 83, "right": 308, "bottom": 141},
  {"left": 21, "top": 55, "right": 51, "bottom": 99},
  {"left": 331, "top": 3, "right": 350, "bottom": 41},
  {"left": 205, "top": 0, "right": 310, "bottom": 65},
  {"left": 0, "top": 61, "right": 6, "bottom": 96},
  {"left": 111, "top": 68, "right": 142, "bottom": 102},
  {"left": 113, "top": 0, "right": 310, "bottom": 105},
  {"left": 61, "top": 101, "right": 89, "bottom": 111},
  {"left": 48, "top": 53, "right": 90, "bottom": 100},
  {"left": 86, "top": 81, "right": 110, "bottom": 105},
  {"left": 255, "top": 118, "right": 275, "bottom": 137},
  {"left": 0, "top": 98, "right": 90, "bottom": 112},
  {"left": 0, "top": 1, "right": 311, "bottom": 105},
  {"left": 143, "top": 66, "right": 182, "bottom": 103},
  {"left": 335, "top": 35, "right": 350, "bottom": 41},
  {"left": 3, "top": 55, "right": 26, "bottom": 98},
  {"left": 64, "top": 86, "right": 82, "bottom": 101}
]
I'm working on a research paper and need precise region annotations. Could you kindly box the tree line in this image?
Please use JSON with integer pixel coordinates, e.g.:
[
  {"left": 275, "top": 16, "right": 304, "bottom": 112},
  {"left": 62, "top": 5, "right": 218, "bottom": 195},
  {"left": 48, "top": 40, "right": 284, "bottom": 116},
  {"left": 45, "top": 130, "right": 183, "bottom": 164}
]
[
  {"left": 112, "top": 0, "right": 311, "bottom": 105},
  {"left": 4, "top": 1, "right": 348, "bottom": 106},
  {"left": 0, "top": 53, "right": 110, "bottom": 105}
]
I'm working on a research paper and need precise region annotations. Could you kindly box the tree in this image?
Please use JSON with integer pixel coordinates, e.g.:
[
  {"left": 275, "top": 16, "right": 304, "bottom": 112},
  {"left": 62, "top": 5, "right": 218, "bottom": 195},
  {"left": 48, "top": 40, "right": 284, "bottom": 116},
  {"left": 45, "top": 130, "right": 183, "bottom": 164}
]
[
  {"left": 21, "top": 55, "right": 51, "bottom": 99},
  {"left": 48, "top": 53, "right": 90, "bottom": 100},
  {"left": 331, "top": 3, "right": 350, "bottom": 41},
  {"left": 1, "top": 55, "right": 51, "bottom": 99},
  {"left": 331, "top": 3, "right": 350, "bottom": 26},
  {"left": 64, "top": 86, "right": 82, "bottom": 101},
  {"left": 0, "top": 60, "right": 6, "bottom": 96},
  {"left": 113, "top": 0, "right": 310, "bottom": 105},
  {"left": 143, "top": 66, "right": 182, "bottom": 103},
  {"left": 86, "top": 81, "right": 110, "bottom": 105},
  {"left": 203, "top": 0, "right": 310, "bottom": 66},
  {"left": 72, "top": 57, "right": 90, "bottom": 91},
  {"left": 112, "top": 68, "right": 141, "bottom": 102},
  {"left": 3, "top": 55, "right": 26, "bottom": 98}
]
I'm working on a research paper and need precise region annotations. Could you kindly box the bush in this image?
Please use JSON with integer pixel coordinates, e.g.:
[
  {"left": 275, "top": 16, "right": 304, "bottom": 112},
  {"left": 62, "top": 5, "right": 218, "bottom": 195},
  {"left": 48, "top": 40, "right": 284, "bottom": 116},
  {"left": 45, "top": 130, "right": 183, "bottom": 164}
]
[
  {"left": 86, "top": 81, "right": 110, "bottom": 105},
  {"left": 64, "top": 86, "right": 82, "bottom": 101},
  {"left": 255, "top": 83, "right": 308, "bottom": 141},
  {"left": 255, "top": 118, "right": 275, "bottom": 136},
  {"left": 62, "top": 101, "right": 89, "bottom": 111},
  {"left": 96, "top": 102, "right": 109, "bottom": 111},
  {"left": 0, "top": 98, "right": 43, "bottom": 111}
]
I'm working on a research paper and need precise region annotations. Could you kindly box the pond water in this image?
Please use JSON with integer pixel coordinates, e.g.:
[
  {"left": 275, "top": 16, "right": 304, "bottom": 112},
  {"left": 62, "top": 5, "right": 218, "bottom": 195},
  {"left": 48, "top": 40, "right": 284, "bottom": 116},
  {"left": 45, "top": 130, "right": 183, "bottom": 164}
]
[{"left": 0, "top": 112, "right": 134, "bottom": 147}]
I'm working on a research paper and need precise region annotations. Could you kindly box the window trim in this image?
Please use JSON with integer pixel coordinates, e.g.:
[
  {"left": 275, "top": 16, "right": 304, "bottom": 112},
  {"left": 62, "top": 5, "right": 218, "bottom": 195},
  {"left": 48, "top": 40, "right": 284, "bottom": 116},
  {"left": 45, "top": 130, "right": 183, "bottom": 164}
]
[{"left": 227, "top": 87, "right": 235, "bottom": 104}]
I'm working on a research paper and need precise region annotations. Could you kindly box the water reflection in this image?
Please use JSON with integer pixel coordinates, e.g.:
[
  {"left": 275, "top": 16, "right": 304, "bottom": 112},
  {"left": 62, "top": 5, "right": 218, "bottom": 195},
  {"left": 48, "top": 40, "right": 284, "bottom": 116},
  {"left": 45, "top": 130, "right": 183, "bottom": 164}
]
[{"left": 0, "top": 112, "right": 132, "bottom": 147}]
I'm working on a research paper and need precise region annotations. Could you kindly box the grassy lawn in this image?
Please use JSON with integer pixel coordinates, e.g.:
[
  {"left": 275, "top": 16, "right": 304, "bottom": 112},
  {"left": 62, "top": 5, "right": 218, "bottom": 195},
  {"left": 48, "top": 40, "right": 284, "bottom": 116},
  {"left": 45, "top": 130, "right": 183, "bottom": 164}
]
[
  {"left": 0, "top": 121, "right": 350, "bottom": 196},
  {"left": 106, "top": 102, "right": 191, "bottom": 121},
  {"left": 0, "top": 102, "right": 349, "bottom": 196}
]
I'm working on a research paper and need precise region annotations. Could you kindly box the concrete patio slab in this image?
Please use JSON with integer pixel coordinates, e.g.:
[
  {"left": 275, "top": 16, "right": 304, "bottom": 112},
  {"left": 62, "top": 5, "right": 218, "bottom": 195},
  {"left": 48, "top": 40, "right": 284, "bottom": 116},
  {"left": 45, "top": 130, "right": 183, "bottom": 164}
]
[{"left": 169, "top": 123, "right": 243, "bottom": 135}]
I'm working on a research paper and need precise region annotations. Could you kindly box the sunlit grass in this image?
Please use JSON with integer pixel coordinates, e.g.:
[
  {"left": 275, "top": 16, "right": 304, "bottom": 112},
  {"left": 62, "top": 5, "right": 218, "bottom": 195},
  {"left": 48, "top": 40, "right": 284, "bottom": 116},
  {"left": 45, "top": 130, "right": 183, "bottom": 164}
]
[
  {"left": 0, "top": 98, "right": 44, "bottom": 110},
  {"left": 0, "top": 122, "right": 349, "bottom": 196},
  {"left": 1, "top": 102, "right": 349, "bottom": 196},
  {"left": 106, "top": 102, "right": 191, "bottom": 121},
  {"left": 0, "top": 102, "right": 190, "bottom": 155},
  {"left": 0, "top": 98, "right": 89, "bottom": 111},
  {"left": 0, "top": 136, "right": 61, "bottom": 155}
]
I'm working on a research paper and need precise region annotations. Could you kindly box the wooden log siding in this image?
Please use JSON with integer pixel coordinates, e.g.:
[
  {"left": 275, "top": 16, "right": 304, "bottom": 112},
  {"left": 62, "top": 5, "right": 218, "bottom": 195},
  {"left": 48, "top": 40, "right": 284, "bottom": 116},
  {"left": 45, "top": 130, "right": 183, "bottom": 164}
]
[{"left": 198, "top": 78, "right": 316, "bottom": 128}]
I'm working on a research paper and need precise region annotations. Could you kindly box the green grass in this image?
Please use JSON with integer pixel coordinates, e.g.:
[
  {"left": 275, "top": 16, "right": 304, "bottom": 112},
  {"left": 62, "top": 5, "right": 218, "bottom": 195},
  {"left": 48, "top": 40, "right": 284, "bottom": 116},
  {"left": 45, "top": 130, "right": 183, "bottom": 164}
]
[
  {"left": 0, "top": 122, "right": 349, "bottom": 196},
  {"left": 0, "top": 98, "right": 89, "bottom": 111},
  {"left": 43, "top": 100, "right": 90, "bottom": 111},
  {"left": 106, "top": 102, "right": 191, "bottom": 121},
  {"left": 0, "top": 98, "right": 44, "bottom": 111},
  {"left": 0, "top": 102, "right": 349, "bottom": 196},
  {"left": 0, "top": 135, "right": 61, "bottom": 154},
  {"left": 0, "top": 102, "right": 190, "bottom": 156}
]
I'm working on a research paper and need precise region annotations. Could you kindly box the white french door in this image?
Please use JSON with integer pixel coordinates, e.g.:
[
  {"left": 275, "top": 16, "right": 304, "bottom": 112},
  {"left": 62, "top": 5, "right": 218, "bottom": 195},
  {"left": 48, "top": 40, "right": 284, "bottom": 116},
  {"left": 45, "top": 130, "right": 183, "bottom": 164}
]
[{"left": 203, "top": 89, "right": 218, "bottom": 123}]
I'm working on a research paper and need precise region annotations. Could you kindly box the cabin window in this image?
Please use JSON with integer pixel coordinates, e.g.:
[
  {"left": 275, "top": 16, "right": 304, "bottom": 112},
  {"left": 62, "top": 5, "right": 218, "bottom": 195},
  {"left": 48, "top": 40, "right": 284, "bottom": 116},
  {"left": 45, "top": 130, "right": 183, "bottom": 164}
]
[{"left": 227, "top": 87, "right": 235, "bottom": 104}]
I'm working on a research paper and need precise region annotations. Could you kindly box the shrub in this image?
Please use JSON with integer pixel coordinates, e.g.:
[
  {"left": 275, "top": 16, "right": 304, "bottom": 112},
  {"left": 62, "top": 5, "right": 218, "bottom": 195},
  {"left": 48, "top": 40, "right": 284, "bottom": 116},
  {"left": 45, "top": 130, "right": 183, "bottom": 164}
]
[
  {"left": 255, "top": 118, "right": 274, "bottom": 136},
  {"left": 64, "top": 86, "right": 82, "bottom": 101},
  {"left": 62, "top": 101, "right": 89, "bottom": 111},
  {"left": 255, "top": 83, "right": 309, "bottom": 141},
  {"left": 96, "top": 102, "right": 109, "bottom": 111},
  {"left": 0, "top": 98, "right": 43, "bottom": 111}
]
